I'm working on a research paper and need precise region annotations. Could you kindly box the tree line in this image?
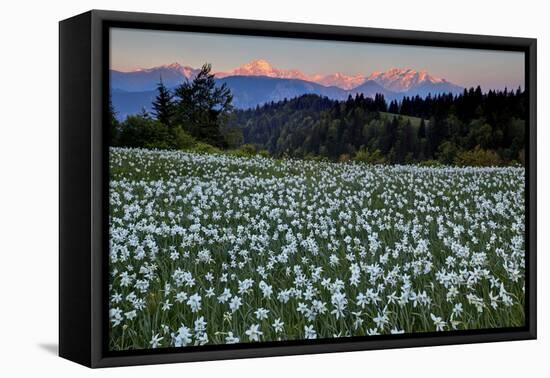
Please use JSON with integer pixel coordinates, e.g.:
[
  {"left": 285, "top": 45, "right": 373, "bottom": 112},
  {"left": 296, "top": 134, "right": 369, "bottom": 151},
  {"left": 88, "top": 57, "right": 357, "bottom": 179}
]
[
  {"left": 110, "top": 63, "right": 526, "bottom": 166},
  {"left": 110, "top": 63, "right": 235, "bottom": 152},
  {"left": 231, "top": 88, "right": 526, "bottom": 165}
]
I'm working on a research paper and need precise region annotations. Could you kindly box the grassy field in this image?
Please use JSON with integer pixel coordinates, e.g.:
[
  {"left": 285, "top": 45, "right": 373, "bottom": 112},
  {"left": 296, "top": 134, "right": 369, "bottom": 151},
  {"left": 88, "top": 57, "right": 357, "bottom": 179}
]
[
  {"left": 108, "top": 147, "right": 525, "bottom": 350},
  {"left": 379, "top": 111, "right": 426, "bottom": 127}
]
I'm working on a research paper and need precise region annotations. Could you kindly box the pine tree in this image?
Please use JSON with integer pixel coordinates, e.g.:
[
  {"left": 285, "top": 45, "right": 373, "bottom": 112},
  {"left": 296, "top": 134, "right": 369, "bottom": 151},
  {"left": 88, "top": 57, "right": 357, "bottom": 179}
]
[
  {"left": 374, "top": 93, "right": 387, "bottom": 112},
  {"left": 418, "top": 118, "right": 426, "bottom": 139},
  {"left": 152, "top": 78, "right": 175, "bottom": 127},
  {"left": 173, "top": 63, "right": 233, "bottom": 147},
  {"left": 388, "top": 100, "right": 399, "bottom": 114},
  {"left": 109, "top": 95, "right": 120, "bottom": 145},
  {"left": 138, "top": 107, "right": 150, "bottom": 119}
]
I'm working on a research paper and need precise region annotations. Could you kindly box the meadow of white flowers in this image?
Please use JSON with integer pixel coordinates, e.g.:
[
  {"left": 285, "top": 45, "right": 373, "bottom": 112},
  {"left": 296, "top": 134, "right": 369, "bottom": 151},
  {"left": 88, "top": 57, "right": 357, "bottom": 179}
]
[{"left": 108, "top": 147, "right": 525, "bottom": 350}]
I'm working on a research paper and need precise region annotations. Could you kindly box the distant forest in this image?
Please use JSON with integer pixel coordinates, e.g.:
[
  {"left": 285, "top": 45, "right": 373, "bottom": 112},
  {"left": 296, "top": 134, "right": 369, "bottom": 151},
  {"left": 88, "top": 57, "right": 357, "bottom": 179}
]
[{"left": 110, "top": 63, "right": 526, "bottom": 166}]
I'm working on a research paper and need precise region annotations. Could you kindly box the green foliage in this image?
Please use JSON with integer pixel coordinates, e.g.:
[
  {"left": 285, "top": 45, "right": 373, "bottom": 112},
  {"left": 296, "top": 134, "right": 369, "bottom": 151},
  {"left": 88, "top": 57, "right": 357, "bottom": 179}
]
[
  {"left": 190, "top": 142, "right": 221, "bottom": 154},
  {"left": 111, "top": 75, "right": 525, "bottom": 167},
  {"left": 437, "top": 141, "right": 460, "bottom": 165},
  {"left": 258, "top": 150, "right": 270, "bottom": 158},
  {"left": 304, "top": 153, "right": 328, "bottom": 162},
  {"left": 115, "top": 115, "right": 168, "bottom": 149},
  {"left": 151, "top": 79, "right": 175, "bottom": 126},
  {"left": 113, "top": 115, "right": 199, "bottom": 151},
  {"left": 353, "top": 147, "right": 386, "bottom": 164},
  {"left": 418, "top": 159, "right": 443, "bottom": 167},
  {"left": 112, "top": 62, "right": 239, "bottom": 151},
  {"left": 109, "top": 95, "right": 121, "bottom": 145},
  {"left": 172, "top": 63, "right": 233, "bottom": 148},
  {"left": 380, "top": 111, "right": 424, "bottom": 127},
  {"left": 221, "top": 124, "right": 245, "bottom": 149},
  {"left": 230, "top": 144, "right": 258, "bottom": 157},
  {"left": 172, "top": 126, "right": 197, "bottom": 150},
  {"left": 417, "top": 118, "right": 427, "bottom": 139},
  {"left": 454, "top": 146, "right": 502, "bottom": 166},
  {"left": 467, "top": 120, "right": 493, "bottom": 149},
  {"left": 230, "top": 87, "right": 525, "bottom": 166}
]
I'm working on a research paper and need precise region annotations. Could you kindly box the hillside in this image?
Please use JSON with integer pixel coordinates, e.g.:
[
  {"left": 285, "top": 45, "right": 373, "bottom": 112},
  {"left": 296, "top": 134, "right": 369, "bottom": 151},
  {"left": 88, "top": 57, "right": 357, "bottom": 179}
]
[{"left": 379, "top": 111, "right": 426, "bottom": 128}]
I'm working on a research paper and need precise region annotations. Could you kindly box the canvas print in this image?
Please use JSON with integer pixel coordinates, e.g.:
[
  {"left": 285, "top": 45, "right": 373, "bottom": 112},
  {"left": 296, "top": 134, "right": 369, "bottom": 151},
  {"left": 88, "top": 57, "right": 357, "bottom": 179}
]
[{"left": 108, "top": 28, "right": 526, "bottom": 351}]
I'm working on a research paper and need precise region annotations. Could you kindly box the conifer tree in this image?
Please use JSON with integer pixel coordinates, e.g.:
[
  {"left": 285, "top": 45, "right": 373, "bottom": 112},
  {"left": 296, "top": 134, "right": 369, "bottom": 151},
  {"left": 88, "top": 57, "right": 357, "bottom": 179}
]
[
  {"left": 418, "top": 118, "right": 426, "bottom": 139},
  {"left": 138, "top": 107, "right": 151, "bottom": 119},
  {"left": 173, "top": 63, "right": 233, "bottom": 147},
  {"left": 152, "top": 78, "right": 175, "bottom": 127},
  {"left": 109, "top": 95, "right": 120, "bottom": 145},
  {"left": 388, "top": 100, "right": 399, "bottom": 114}
]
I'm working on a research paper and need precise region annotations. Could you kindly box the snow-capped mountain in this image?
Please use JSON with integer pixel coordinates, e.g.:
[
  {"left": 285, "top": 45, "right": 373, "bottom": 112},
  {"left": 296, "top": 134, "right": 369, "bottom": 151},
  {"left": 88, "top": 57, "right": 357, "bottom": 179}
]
[
  {"left": 110, "top": 61, "right": 466, "bottom": 118},
  {"left": 216, "top": 59, "right": 308, "bottom": 81},
  {"left": 111, "top": 61, "right": 463, "bottom": 95},
  {"left": 216, "top": 59, "right": 365, "bottom": 90},
  {"left": 367, "top": 68, "right": 462, "bottom": 94},
  {"left": 315, "top": 72, "right": 366, "bottom": 90},
  {"left": 111, "top": 63, "right": 200, "bottom": 92},
  {"left": 216, "top": 63, "right": 462, "bottom": 93}
]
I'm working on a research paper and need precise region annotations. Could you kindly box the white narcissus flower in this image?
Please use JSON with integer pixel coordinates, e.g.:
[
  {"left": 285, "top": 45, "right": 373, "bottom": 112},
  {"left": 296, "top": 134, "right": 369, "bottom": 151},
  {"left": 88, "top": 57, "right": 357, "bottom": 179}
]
[
  {"left": 254, "top": 308, "right": 270, "bottom": 320},
  {"left": 430, "top": 313, "right": 446, "bottom": 332},
  {"left": 149, "top": 333, "right": 163, "bottom": 349},
  {"left": 245, "top": 324, "right": 263, "bottom": 342},
  {"left": 304, "top": 325, "right": 317, "bottom": 339},
  {"left": 108, "top": 148, "right": 525, "bottom": 350},
  {"left": 186, "top": 293, "right": 202, "bottom": 313},
  {"left": 229, "top": 296, "right": 242, "bottom": 313},
  {"left": 272, "top": 318, "right": 284, "bottom": 333},
  {"left": 225, "top": 332, "right": 240, "bottom": 344}
]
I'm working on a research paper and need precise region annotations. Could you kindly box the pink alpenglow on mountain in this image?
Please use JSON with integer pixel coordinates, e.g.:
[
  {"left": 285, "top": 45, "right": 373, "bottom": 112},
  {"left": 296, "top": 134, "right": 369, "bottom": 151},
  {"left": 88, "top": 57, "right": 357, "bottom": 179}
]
[
  {"left": 315, "top": 73, "right": 366, "bottom": 90},
  {"left": 367, "top": 68, "right": 448, "bottom": 92},
  {"left": 111, "top": 61, "right": 465, "bottom": 117},
  {"left": 134, "top": 62, "right": 199, "bottom": 79},
  {"left": 215, "top": 59, "right": 309, "bottom": 80},
  {"left": 216, "top": 59, "right": 366, "bottom": 89},
  {"left": 215, "top": 61, "right": 462, "bottom": 92}
]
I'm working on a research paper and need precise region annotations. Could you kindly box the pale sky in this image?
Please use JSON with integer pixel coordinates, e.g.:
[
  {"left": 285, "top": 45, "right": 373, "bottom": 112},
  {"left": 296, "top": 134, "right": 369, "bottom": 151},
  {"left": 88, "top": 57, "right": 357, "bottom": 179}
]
[{"left": 110, "top": 27, "right": 525, "bottom": 91}]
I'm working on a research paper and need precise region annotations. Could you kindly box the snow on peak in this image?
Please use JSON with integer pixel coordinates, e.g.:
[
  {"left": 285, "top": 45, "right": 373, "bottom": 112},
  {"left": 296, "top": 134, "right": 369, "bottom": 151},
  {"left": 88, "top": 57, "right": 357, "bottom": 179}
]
[
  {"left": 367, "top": 68, "right": 446, "bottom": 92},
  {"left": 316, "top": 72, "right": 366, "bottom": 89},
  {"left": 123, "top": 61, "right": 457, "bottom": 92},
  {"left": 246, "top": 59, "right": 273, "bottom": 70},
  {"left": 217, "top": 59, "right": 281, "bottom": 78},
  {"left": 165, "top": 62, "right": 184, "bottom": 69},
  {"left": 127, "top": 62, "right": 198, "bottom": 79},
  {"left": 216, "top": 60, "right": 365, "bottom": 89}
]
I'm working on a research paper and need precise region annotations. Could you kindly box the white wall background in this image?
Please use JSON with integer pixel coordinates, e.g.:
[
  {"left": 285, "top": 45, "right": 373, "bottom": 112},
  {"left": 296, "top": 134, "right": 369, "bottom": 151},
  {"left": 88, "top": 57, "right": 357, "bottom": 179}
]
[{"left": 0, "top": 0, "right": 546, "bottom": 375}]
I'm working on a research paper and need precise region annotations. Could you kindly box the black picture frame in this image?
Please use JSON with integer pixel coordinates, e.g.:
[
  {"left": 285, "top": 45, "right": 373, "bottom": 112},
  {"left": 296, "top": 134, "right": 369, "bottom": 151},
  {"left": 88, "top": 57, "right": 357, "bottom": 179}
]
[{"left": 59, "top": 9, "right": 537, "bottom": 368}]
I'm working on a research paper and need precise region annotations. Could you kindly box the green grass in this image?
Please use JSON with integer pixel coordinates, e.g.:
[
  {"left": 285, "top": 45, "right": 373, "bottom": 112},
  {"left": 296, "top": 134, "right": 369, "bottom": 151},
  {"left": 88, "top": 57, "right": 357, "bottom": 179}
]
[{"left": 379, "top": 111, "right": 426, "bottom": 127}]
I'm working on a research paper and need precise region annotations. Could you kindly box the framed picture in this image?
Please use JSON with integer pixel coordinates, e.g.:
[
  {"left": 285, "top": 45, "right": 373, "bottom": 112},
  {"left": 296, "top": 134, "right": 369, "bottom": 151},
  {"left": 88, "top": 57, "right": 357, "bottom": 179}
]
[{"left": 59, "top": 10, "right": 537, "bottom": 368}]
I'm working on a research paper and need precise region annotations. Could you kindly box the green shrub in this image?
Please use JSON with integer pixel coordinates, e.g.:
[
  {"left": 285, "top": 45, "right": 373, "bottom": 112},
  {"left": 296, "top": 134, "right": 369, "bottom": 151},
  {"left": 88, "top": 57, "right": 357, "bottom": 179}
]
[
  {"left": 419, "top": 159, "right": 443, "bottom": 167},
  {"left": 230, "top": 144, "right": 258, "bottom": 157},
  {"left": 172, "top": 126, "right": 197, "bottom": 150},
  {"left": 437, "top": 141, "right": 460, "bottom": 165},
  {"left": 191, "top": 142, "right": 221, "bottom": 154},
  {"left": 454, "top": 146, "right": 502, "bottom": 166},
  {"left": 353, "top": 147, "right": 386, "bottom": 164},
  {"left": 118, "top": 115, "right": 173, "bottom": 150},
  {"left": 258, "top": 150, "right": 270, "bottom": 158},
  {"left": 304, "top": 153, "right": 326, "bottom": 161}
]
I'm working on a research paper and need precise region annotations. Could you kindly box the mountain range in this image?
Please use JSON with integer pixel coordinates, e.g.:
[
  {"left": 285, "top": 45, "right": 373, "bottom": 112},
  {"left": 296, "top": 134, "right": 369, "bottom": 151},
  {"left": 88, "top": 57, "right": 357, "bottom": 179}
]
[{"left": 110, "top": 59, "right": 464, "bottom": 119}]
